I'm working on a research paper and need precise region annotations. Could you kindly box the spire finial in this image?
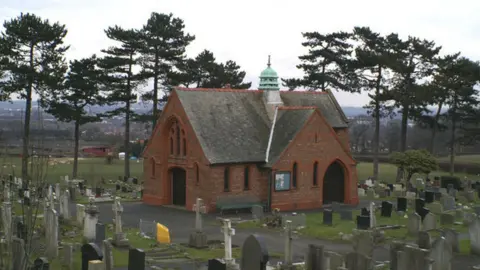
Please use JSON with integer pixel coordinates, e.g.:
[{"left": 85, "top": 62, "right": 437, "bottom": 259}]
[{"left": 267, "top": 55, "right": 271, "bottom": 67}]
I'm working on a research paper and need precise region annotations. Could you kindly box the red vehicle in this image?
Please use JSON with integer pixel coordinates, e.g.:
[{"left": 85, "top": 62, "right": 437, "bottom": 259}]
[{"left": 81, "top": 146, "right": 113, "bottom": 157}]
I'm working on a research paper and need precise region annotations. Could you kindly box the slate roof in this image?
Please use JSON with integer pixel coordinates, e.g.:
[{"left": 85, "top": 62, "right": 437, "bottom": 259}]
[
  {"left": 266, "top": 108, "right": 315, "bottom": 167},
  {"left": 174, "top": 88, "right": 348, "bottom": 165}
]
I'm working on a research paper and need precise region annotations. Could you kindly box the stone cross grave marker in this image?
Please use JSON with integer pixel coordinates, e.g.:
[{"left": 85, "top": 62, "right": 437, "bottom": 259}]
[
  {"left": 240, "top": 234, "right": 269, "bottom": 270},
  {"left": 221, "top": 219, "right": 236, "bottom": 265},
  {"left": 193, "top": 197, "right": 206, "bottom": 232},
  {"left": 283, "top": 220, "right": 293, "bottom": 267},
  {"left": 113, "top": 198, "right": 129, "bottom": 246}
]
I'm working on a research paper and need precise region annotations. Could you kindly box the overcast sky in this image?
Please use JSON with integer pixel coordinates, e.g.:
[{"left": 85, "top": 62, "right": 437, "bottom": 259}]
[{"left": 2, "top": 0, "right": 480, "bottom": 106}]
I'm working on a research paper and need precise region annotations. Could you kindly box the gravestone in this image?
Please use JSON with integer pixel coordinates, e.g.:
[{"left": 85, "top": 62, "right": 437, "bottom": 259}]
[
  {"left": 425, "top": 191, "right": 434, "bottom": 203},
  {"left": 469, "top": 218, "right": 480, "bottom": 255},
  {"left": 2, "top": 202, "right": 12, "bottom": 244},
  {"left": 442, "top": 229, "right": 460, "bottom": 253},
  {"left": 128, "top": 248, "right": 145, "bottom": 270},
  {"left": 390, "top": 241, "right": 405, "bottom": 270},
  {"left": 240, "top": 234, "right": 269, "bottom": 270},
  {"left": 305, "top": 244, "right": 325, "bottom": 270},
  {"left": 323, "top": 209, "right": 333, "bottom": 226},
  {"left": 428, "top": 202, "right": 443, "bottom": 214},
  {"left": 356, "top": 216, "right": 370, "bottom": 230},
  {"left": 415, "top": 198, "right": 426, "bottom": 214},
  {"left": 189, "top": 197, "right": 208, "bottom": 248},
  {"left": 407, "top": 213, "right": 421, "bottom": 235},
  {"left": 46, "top": 208, "right": 59, "bottom": 259},
  {"left": 397, "top": 197, "right": 407, "bottom": 212},
  {"left": 423, "top": 212, "right": 437, "bottom": 231},
  {"left": 112, "top": 197, "right": 129, "bottom": 247},
  {"left": 361, "top": 207, "right": 369, "bottom": 216},
  {"left": 81, "top": 243, "right": 103, "bottom": 270},
  {"left": 430, "top": 237, "right": 453, "bottom": 270},
  {"left": 442, "top": 196, "right": 456, "bottom": 211},
  {"left": 84, "top": 198, "right": 99, "bottom": 241},
  {"left": 62, "top": 189, "right": 71, "bottom": 219},
  {"left": 417, "top": 231, "right": 431, "bottom": 249},
  {"left": 381, "top": 201, "right": 393, "bottom": 217},
  {"left": 252, "top": 205, "right": 264, "bottom": 220},
  {"left": 16, "top": 220, "right": 27, "bottom": 241},
  {"left": 76, "top": 204, "right": 86, "bottom": 225},
  {"left": 32, "top": 257, "right": 49, "bottom": 270},
  {"left": 352, "top": 230, "right": 374, "bottom": 258},
  {"left": 418, "top": 207, "right": 430, "bottom": 221},
  {"left": 12, "top": 237, "right": 25, "bottom": 270},
  {"left": 221, "top": 219, "right": 237, "bottom": 266},
  {"left": 102, "top": 240, "right": 114, "bottom": 270},
  {"left": 209, "top": 259, "right": 227, "bottom": 270},
  {"left": 340, "top": 210, "right": 353, "bottom": 221},
  {"left": 440, "top": 213, "right": 454, "bottom": 226},
  {"left": 95, "top": 223, "right": 106, "bottom": 244},
  {"left": 345, "top": 252, "right": 372, "bottom": 270}
]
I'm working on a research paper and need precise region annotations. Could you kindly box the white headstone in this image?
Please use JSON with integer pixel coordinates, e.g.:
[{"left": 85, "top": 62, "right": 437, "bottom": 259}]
[{"left": 221, "top": 219, "right": 236, "bottom": 265}]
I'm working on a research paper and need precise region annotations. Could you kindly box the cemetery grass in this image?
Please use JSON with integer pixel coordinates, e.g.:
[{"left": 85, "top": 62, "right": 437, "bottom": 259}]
[
  {"left": 438, "top": 155, "right": 480, "bottom": 165},
  {"left": 0, "top": 156, "right": 143, "bottom": 185}
]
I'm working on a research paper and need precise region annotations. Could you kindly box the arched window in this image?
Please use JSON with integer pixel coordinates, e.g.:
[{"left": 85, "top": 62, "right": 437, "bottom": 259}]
[
  {"left": 151, "top": 158, "right": 156, "bottom": 177},
  {"left": 194, "top": 163, "right": 199, "bottom": 184},
  {"left": 313, "top": 162, "right": 318, "bottom": 186},
  {"left": 224, "top": 167, "right": 230, "bottom": 192},
  {"left": 176, "top": 125, "right": 181, "bottom": 155},
  {"left": 244, "top": 166, "right": 250, "bottom": 190},
  {"left": 292, "top": 162, "right": 297, "bottom": 188}
]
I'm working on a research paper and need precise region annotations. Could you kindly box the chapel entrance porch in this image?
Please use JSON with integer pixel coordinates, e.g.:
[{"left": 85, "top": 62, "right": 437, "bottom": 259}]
[
  {"left": 322, "top": 161, "right": 346, "bottom": 204},
  {"left": 169, "top": 167, "right": 187, "bottom": 206}
]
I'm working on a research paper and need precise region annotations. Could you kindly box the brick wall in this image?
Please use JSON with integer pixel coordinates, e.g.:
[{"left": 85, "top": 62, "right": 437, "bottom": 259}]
[{"left": 270, "top": 110, "right": 359, "bottom": 211}]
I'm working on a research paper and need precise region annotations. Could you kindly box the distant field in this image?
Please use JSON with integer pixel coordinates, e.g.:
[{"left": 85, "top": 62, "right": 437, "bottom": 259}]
[
  {"left": 0, "top": 156, "right": 143, "bottom": 185},
  {"left": 437, "top": 155, "right": 480, "bottom": 165}
]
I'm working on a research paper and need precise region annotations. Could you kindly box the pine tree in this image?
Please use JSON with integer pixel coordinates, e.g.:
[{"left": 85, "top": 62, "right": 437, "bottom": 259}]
[
  {"left": 99, "top": 26, "right": 145, "bottom": 178},
  {"left": 140, "top": 12, "right": 194, "bottom": 128},
  {"left": 177, "top": 49, "right": 251, "bottom": 88},
  {"left": 0, "top": 13, "right": 68, "bottom": 180},
  {"left": 387, "top": 36, "right": 441, "bottom": 181},
  {"left": 43, "top": 55, "right": 104, "bottom": 178},
  {"left": 351, "top": 27, "right": 395, "bottom": 180},
  {"left": 283, "top": 31, "right": 354, "bottom": 91}
]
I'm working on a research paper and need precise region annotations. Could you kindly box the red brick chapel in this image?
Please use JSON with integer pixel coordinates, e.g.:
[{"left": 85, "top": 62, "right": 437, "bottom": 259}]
[{"left": 142, "top": 57, "right": 359, "bottom": 213}]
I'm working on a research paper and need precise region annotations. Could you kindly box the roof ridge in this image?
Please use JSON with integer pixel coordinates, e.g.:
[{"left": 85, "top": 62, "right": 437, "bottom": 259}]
[
  {"left": 175, "top": 87, "right": 262, "bottom": 93},
  {"left": 281, "top": 90, "right": 329, "bottom": 94},
  {"left": 277, "top": 106, "right": 317, "bottom": 110}
]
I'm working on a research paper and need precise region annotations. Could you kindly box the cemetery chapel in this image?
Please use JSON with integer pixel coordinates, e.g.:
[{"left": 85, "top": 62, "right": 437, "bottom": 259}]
[{"left": 142, "top": 57, "right": 359, "bottom": 212}]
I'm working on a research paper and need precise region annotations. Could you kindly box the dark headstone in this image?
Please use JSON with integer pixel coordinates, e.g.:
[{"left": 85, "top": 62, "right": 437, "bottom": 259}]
[
  {"left": 95, "top": 223, "right": 106, "bottom": 244},
  {"left": 387, "top": 184, "right": 394, "bottom": 191},
  {"left": 78, "top": 182, "right": 84, "bottom": 190},
  {"left": 132, "top": 178, "right": 138, "bottom": 185},
  {"left": 95, "top": 187, "right": 102, "bottom": 198},
  {"left": 121, "top": 186, "right": 127, "bottom": 193},
  {"left": 208, "top": 259, "right": 227, "bottom": 270},
  {"left": 116, "top": 184, "right": 121, "bottom": 191},
  {"left": 128, "top": 248, "right": 145, "bottom": 270},
  {"left": 323, "top": 210, "right": 333, "bottom": 226},
  {"left": 37, "top": 187, "right": 44, "bottom": 198},
  {"left": 381, "top": 201, "right": 393, "bottom": 217},
  {"left": 306, "top": 244, "right": 325, "bottom": 270},
  {"left": 419, "top": 191, "right": 425, "bottom": 199},
  {"left": 418, "top": 207, "right": 430, "bottom": 221},
  {"left": 123, "top": 176, "right": 128, "bottom": 182},
  {"left": 241, "top": 234, "right": 269, "bottom": 270},
  {"left": 425, "top": 191, "right": 434, "bottom": 203},
  {"left": 361, "top": 207, "right": 370, "bottom": 216},
  {"left": 18, "top": 188, "right": 24, "bottom": 198},
  {"left": 397, "top": 197, "right": 407, "bottom": 212},
  {"left": 434, "top": 192, "right": 442, "bottom": 201},
  {"left": 32, "top": 257, "right": 49, "bottom": 270},
  {"left": 340, "top": 210, "right": 353, "bottom": 221},
  {"left": 81, "top": 243, "right": 103, "bottom": 270},
  {"left": 415, "top": 198, "right": 426, "bottom": 214},
  {"left": 356, "top": 215, "right": 370, "bottom": 230}
]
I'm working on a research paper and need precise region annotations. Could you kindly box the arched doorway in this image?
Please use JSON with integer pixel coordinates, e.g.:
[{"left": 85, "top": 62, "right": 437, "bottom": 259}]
[
  {"left": 170, "top": 167, "right": 186, "bottom": 206},
  {"left": 322, "top": 161, "right": 345, "bottom": 204}
]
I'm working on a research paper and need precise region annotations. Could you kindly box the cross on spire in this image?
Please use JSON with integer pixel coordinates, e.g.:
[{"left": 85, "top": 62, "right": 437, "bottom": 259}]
[{"left": 267, "top": 55, "right": 271, "bottom": 67}]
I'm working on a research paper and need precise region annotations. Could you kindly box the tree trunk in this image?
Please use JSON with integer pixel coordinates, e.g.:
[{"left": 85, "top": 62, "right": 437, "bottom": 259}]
[
  {"left": 152, "top": 50, "right": 159, "bottom": 130},
  {"left": 430, "top": 102, "right": 443, "bottom": 154},
  {"left": 124, "top": 54, "right": 133, "bottom": 178},
  {"left": 321, "top": 64, "right": 326, "bottom": 91},
  {"left": 22, "top": 45, "right": 35, "bottom": 182},
  {"left": 396, "top": 103, "right": 409, "bottom": 182},
  {"left": 449, "top": 104, "right": 457, "bottom": 175},
  {"left": 372, "top": 67, "right": 382, "bottom": 180},
  {"left": 73, "top": 120, "right": 80, "bottom": 178}
]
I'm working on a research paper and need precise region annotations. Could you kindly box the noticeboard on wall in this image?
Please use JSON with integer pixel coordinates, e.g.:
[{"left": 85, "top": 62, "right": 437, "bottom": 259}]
[{"left": 275, "top": 172, "right": 291, "bottom": 191}]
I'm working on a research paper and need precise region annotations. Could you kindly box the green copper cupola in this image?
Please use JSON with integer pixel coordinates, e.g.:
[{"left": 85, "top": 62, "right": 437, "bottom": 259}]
[{"left": 259, "top": 55, "right": 280, "bottom": 91}]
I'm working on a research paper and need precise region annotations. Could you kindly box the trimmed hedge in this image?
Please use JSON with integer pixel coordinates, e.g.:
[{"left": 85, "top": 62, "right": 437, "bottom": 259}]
[{"left": 353, "top": 154, "right": 480, "bottom": 175}]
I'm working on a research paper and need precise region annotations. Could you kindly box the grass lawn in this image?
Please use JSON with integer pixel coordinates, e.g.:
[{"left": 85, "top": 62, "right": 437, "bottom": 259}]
[
  {"left": 355, "top": 162, "right": 477, "bottom": 183},
  {"left": 0, "top": 156, "right": 143, "bottom": 185},
  {"left": 438, "top": 155, "right": 480, "bottom": 165},
  {"left": 238, "top": 206, "right": 471, "bottom": 242}
]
